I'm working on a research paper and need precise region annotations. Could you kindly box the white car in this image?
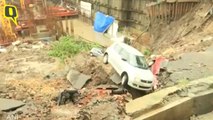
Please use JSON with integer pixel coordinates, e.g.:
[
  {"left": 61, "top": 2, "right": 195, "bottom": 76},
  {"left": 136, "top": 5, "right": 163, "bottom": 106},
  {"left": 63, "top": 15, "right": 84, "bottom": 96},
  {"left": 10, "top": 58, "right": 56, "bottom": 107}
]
[{"left": 103, "top": 42, "right": 154, "bottom": 91}]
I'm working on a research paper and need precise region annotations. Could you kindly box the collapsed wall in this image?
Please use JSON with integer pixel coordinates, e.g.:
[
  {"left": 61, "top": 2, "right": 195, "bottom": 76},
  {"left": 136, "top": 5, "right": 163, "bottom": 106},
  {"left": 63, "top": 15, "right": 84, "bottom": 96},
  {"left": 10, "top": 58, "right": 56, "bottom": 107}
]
[
  {"left": 126, "top": 76, "right": 213, "bottom": 120},
  {"left": 149, "top": 3, "right": 213, "bottom": 57}
]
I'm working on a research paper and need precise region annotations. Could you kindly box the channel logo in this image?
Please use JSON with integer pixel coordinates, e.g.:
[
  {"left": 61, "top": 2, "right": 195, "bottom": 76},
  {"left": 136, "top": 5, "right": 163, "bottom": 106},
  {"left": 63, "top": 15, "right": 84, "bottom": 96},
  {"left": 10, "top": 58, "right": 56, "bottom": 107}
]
[{"left": 4, "top": 5, "right": 18, "bottom": 25}]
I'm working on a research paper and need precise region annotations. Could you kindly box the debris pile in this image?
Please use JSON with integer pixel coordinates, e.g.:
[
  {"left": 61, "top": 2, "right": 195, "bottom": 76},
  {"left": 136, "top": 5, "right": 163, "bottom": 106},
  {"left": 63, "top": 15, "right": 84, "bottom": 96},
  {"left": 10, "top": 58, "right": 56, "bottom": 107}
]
[
  {"left": 150, "top": 3, "right": 213, "bottom": 57},
  {"left": 0, "top": 40, "right": 128, "bottom": 119},
  {"left": 71, "top": 53, "right": 114, "bottom": 87}
]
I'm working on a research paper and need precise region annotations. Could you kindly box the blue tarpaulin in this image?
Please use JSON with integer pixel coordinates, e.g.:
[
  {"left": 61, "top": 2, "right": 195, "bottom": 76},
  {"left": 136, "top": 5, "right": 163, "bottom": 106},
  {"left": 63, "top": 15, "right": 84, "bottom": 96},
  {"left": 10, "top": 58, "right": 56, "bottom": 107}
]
[{"left": 94, "top": 12, "right": 115, "bottom": 33}]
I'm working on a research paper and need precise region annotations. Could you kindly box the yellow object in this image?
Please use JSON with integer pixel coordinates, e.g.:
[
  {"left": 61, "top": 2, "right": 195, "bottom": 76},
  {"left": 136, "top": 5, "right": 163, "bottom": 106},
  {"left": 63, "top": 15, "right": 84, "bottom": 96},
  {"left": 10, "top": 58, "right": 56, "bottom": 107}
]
[
  {"left": 3, "top": 5, "right": 18, "bottom": 25},
  {"left": 20, "top": 0, "right": 25, "bottom": 9},
  {"left": 0, "top": 0, "right": 16, "bottom": 40}
]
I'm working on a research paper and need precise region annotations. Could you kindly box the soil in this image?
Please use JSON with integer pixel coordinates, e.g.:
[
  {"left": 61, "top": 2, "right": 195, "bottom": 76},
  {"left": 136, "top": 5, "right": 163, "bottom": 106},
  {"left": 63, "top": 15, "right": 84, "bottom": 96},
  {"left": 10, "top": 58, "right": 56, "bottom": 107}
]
[
  {"left": 70, "top": 53, "right": 115, "bottom": 87},
  {"left": 0, "top": 40, "right": 127, "bottom": 120},
  {"left": 0, "top": 3, "right": 212, "bottom": 120}
]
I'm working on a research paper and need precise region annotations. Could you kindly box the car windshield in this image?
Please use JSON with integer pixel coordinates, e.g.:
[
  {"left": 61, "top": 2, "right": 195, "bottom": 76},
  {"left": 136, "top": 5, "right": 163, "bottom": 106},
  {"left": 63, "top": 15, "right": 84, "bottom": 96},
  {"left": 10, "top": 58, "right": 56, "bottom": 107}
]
[{"left": 129, "top": 55, "right": 149, "bottom": 69}]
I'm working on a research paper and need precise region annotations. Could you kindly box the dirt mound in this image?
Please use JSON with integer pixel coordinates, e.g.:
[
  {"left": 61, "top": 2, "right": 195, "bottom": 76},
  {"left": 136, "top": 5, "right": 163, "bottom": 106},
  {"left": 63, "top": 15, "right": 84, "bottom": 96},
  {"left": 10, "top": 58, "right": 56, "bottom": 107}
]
[
  {"left": 144, "top": 3, "right": 213, "bottom": 58},
  {"left": 71, "top": 53, "right": 114, "bottom": 88},
  {"left": 77, "top": 99, "right": 125, "bottom": 120},
  {"left": 0, "top": 79, "right": 71, "bottom": 119}
]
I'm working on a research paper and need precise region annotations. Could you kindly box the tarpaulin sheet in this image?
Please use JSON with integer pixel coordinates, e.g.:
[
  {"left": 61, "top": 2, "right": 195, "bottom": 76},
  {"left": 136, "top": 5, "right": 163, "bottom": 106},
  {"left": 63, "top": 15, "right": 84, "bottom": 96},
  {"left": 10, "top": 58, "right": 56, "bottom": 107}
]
[{"left": 94, "top": 12, "right": 115, "bottom": 33}]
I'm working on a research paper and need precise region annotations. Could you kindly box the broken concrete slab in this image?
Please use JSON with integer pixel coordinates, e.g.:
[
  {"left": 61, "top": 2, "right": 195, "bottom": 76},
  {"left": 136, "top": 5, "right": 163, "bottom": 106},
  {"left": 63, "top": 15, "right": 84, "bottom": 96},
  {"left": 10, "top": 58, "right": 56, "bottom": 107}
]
[
  {"left": 110, "top": 73, "right": 121, "bottom": 84},
  {"left": 167, "top": 44, "right": 213, "bottom": 82},
  {"left": 0, "top": 46, "right": 7, "bottom": 53},
  {"left": 126, "top": 76, "right": 213, "bottom": 119},
  {"left": 66, "top": 69, "right": 91, "bottom": 89},
  {"left": 135, "top": 89, "right": 213, "bottom": 120},
  {"left": 12, "top": 40, "right": 21, "bottom": 46},
  {"left": 90, "top": 47, "right": 104, "bottom": 57},
  {"left": 126, "top": 86, "right": 179, "bottom": 117},
  {"left": 0, "top": 98, "right": 25, "bottom": 111}
]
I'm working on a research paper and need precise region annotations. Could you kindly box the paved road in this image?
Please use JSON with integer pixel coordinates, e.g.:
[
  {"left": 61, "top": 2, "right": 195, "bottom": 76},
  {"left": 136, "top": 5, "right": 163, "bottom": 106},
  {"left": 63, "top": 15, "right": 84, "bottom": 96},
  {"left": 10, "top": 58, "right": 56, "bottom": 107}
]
[{"left": 167, "top": 44, "right": 213, "bottom": 82}]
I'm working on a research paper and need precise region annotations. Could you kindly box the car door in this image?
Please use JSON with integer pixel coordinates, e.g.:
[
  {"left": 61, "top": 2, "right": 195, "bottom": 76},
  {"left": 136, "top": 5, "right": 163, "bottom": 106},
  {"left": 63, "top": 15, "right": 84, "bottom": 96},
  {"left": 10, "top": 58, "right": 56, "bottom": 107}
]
[
  {"left": 117, "top": 49, "right": 130, "bottom": 75},
  {"left": 110, "top": 44, "right": 122, "bottom": 73}
]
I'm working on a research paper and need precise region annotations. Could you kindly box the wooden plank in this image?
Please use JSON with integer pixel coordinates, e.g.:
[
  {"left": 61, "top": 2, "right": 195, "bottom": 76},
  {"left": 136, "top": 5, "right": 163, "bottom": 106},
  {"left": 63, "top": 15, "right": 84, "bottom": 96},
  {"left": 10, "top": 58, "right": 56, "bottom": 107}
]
[
  {"left": 169, "top": 3, "right": 172, "bottom": 21},
  {"left": 178, "top": 1, "right": 181, "bottom": 19},
  {"left": 66, "top": 18, "right": 69, "bottom": 34},
  {"left": 185, "top": 2, "right": 188, "bottom": 13},
  {"left": 165, "top": 3, "right": 168, "bottom": 22},
  {"left": 158, "top": 4, "right": 160, "bottom": 20},
  {"left": 159, "top": 3, "right": 162, "bottom": 19},
  {"left": 167, "top": 0, "right": 199, "bottom": 2},
  {"left": 175, "top": 1, "right": 178, "bottom": 20},
  {"left": 70, "top": 20, "right": 74, "bottom": 34},
  {"left": 173, "top": 2, "right": 176, "bottom": 19},
  {"left": 180, "top": 2, "right": 184, "bottom": 18},
  {"left": 170, "top": 3, "right": 173, "bottom": 20}
]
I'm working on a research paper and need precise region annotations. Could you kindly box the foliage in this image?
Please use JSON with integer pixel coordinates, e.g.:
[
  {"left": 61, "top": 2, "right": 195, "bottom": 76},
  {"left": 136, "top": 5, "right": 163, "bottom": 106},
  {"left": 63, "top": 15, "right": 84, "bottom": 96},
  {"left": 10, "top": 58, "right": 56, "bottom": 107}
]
[
  {"left": 143, "top": 49, "right": 152, "bottom": 56},
  {"left": 48, "top": 36, "right": 101, "bottom": 60}
]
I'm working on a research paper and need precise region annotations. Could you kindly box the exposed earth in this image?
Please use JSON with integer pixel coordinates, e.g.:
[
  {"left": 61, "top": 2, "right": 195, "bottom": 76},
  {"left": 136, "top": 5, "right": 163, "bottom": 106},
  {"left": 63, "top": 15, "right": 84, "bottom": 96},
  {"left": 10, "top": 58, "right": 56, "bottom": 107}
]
[{"left": 0, "top": 3, "right": 212, "bottom": 120}]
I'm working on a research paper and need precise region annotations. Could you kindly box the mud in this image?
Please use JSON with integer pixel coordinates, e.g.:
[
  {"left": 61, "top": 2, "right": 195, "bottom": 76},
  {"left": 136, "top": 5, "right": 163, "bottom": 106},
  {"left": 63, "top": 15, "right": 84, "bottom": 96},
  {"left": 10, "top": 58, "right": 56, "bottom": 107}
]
[
  {"left": 70, "top": 53, "right": 115, "bottom": 87},
  {"left": 0, "top": 40, "right": 127, "bottom": 120}
]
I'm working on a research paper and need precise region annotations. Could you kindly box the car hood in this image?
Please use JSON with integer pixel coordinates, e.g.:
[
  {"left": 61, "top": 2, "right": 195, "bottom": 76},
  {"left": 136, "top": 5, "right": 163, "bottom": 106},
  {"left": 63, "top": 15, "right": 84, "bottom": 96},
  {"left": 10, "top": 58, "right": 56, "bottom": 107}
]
[{"left": 134, "top": 67, "right": 154, "bottom": 81}]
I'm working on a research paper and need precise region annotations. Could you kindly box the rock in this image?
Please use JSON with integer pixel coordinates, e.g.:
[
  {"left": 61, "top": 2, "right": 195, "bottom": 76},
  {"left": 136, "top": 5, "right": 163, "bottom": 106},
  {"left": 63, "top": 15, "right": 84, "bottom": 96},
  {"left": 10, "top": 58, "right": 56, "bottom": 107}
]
[
  {"left": 90, "top": 48, "right": 104, "bottom": 57},
  {"left": 0, "top": 93, "right": 7, "bottom": 98},
  {"left": 66, "top": 69, "right": 91, "bottom": 89},
  {"left": 0, "top": 48, "right": 7, "bottom": 53},
  {"left": 110, "top": 73, "right": 121, "bottom": 84},
  {"left": 126, "top": 86, "right": 179, "bottom": 117},
  {"left": 8, "top": 93, "right": 14, "bottom": 98},
  {"left": 12, "top": 40, "right": 21, "bottom": 46},
  {"left": 0, "top": 98, "right": 25, "bottom": 111},
  {"left": 17, "top": 110, "right": 23, "bottom": 115},
  {"left": 8, "top": 86, "right": 16, "bottom": 91}
]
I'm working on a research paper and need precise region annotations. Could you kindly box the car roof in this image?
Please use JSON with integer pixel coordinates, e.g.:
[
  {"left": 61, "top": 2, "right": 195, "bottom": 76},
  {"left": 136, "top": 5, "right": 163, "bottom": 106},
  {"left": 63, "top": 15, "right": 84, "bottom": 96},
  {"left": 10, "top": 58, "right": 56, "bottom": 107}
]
[{"left": 114, "top": 42, "right": 144, "bottom": 56}]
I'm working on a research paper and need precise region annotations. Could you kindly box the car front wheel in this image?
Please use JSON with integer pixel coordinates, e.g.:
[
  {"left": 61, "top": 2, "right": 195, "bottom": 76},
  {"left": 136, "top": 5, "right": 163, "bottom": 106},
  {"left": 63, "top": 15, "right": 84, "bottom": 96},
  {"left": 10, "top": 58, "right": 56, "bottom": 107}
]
[
  {"left": 121, "top": 73, "right": 128, "bottom": 88},
  {"left": 103, "top": 53, "right": 108, "bottom": 64}
]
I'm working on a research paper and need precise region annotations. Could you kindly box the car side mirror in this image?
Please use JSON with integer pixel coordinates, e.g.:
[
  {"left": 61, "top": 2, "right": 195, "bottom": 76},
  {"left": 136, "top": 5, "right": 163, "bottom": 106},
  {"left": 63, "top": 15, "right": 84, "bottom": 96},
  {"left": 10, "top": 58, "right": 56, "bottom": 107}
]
[{"left": 121, "top": 58, "right": 127, "bottom": 61}]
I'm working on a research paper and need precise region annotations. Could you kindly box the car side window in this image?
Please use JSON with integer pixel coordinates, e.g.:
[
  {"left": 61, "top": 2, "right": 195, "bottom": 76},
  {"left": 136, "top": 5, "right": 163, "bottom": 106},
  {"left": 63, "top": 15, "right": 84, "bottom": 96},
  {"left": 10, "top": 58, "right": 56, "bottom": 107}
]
[
  {"left": 120, "top": 49, "right": 130, "bottom": 62},
  {"left": 113, "top": 44, "right": 122, "bottom": 53}
]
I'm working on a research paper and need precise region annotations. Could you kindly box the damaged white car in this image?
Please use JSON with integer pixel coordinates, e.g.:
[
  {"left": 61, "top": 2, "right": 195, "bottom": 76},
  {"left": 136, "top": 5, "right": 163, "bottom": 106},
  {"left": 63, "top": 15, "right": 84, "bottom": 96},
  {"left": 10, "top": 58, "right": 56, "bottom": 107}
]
[{"left": 103, "top": 42, "right": 155, "bottom": 91}]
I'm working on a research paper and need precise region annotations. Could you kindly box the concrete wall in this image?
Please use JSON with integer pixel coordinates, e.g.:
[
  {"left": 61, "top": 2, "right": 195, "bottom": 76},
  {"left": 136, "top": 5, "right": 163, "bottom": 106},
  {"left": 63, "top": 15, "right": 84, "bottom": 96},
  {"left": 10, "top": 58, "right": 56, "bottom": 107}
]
[
  {"left": 80, "top": 0, "right": 151, "bottom": 30},
  {"left": 78, "top": 0, "right": 201, "bottom": 31},
  {"left": 135, "top": 90, "right": 213, "bottom": 120}
]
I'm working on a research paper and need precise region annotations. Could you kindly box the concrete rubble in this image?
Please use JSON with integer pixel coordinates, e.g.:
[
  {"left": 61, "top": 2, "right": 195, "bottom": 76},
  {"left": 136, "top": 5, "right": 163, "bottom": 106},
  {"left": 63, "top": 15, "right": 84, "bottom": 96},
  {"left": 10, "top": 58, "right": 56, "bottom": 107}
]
[
  {"left": 126, "top": 86, "right": 179, "bottom": 116},
  {"left": 66, "top": 69, "right": 91, "bottom": 89},
  {"left": 160, "top": 44, "right": 213, "bottom": 87},
  {"left": 0, "top": 2, "right": 212, "bottom": 120},
  {"left": 0, "top": 98, "right": 25, "bottom": 111},
  {"left": 90, "top": 47, "right": 104, "bottom": 57},
  {"left": 0, "top": 39, "right": 128, "bottom": 119},
  {"left": 110, "top": 73, "right": 122, "bottom": 84},
  {"left": 126, "top": 76, "right": 213, "bottom": 120}
]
